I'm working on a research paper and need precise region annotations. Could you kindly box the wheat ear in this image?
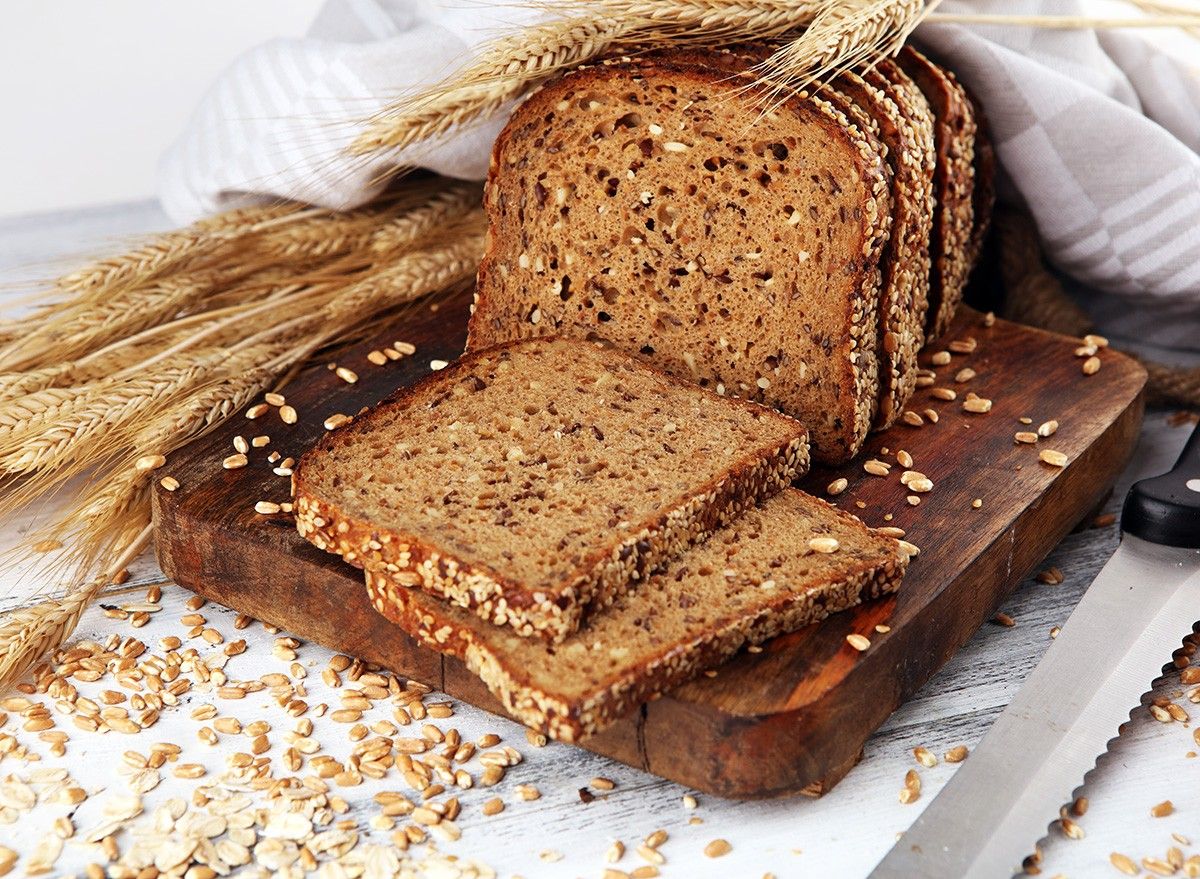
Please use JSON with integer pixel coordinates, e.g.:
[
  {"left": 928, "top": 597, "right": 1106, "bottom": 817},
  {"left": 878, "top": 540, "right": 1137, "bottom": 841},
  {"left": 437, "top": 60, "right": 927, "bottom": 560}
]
[
  {"left": 0, "top": 522, "right": 152, "bottom": 690},
  {"left": 350, "top": 17, "right": 626, "bottom": 155},
  {"left": 752, "top": 0, "right": 929, "bottom": 100},
  {"left": 0, "top": 177, "right": 483, "bottom": 684}
]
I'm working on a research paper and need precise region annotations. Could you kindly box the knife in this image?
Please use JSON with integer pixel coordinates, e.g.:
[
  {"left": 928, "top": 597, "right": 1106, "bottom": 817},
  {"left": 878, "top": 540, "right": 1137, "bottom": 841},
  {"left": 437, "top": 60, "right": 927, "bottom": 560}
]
[{"left": 871, "top": 420, "right": 1200, "bottom": 878}]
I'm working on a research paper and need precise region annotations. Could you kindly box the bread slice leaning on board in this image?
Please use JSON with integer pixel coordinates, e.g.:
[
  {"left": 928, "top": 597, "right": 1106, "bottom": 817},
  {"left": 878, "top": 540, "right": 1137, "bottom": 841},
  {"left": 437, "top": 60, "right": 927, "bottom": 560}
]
[
  {"left": 366, "top": 489, "right": 909, "bottom": 741},
  {"left": 294, "top": 336, "right": 810, "bottom": 644},
  {"left": 468, "top": 48, "right": 892, "bottom": 465},
  {"left": 468, "top": 44, "right": 990, "bottom": 462}
]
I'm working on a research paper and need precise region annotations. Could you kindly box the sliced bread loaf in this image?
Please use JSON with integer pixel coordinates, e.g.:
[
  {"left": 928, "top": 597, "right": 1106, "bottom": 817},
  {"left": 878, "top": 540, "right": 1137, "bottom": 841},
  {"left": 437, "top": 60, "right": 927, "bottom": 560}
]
[
  {"left": 897, "top": 46, "right": 978, "bottom": 339},
  {"left": 835, "top": 68, "right": 934, "bottom": 428},
  {"left": 467, "top": 49, "right": 891, "bottom": 464},
  {"left": 366, "top": 489, "right": 908, "bottom": 741},
  {"left": 294, "top": 337, "right": 809, "bottom": 644}
]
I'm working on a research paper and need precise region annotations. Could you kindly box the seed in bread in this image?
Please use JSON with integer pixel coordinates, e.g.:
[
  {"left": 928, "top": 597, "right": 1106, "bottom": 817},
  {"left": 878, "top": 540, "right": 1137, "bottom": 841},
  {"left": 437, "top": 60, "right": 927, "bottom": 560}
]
[
  {"left": 366, "top": 490, "right": 907, "bottom": 740},
  {"left": 294, "top": 337, "right": 809, "bottom": 644}
]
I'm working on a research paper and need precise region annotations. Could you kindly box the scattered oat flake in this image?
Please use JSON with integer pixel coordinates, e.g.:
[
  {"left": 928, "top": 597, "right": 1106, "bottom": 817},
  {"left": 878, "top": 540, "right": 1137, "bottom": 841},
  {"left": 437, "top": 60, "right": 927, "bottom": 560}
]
[
  {"left": 1151, "top": 799, "right": 1174, "bottom": 817},
  {"left": 993, "top": 612, "right": 1016, "bottom": 628},
  {"left": 1110, "top": 852, "right": 1138, "bottom": 875},
  {"left": 1060, "top": 816, "right": 1085, "bottom": 839},
  {"left": 945, "top": 745, "right": 969, "bottom": 763},
  {"left": 704, "top": 839, "right": 732, "bottom": 858},
  {"left": 540, "top": 850, "right": 564, "bottom": 863},
  {"left": 24, "top": 834, "right": 63, "bottom": 875},
  {"left": 846, "top": 633, "right": 871, "bottom": 652},
  {"left": 1039, "top": 449, "right": 1068, "bottom": 467},
  {"left": 430, "top": 359, "right": 449, "bottom": 371}
]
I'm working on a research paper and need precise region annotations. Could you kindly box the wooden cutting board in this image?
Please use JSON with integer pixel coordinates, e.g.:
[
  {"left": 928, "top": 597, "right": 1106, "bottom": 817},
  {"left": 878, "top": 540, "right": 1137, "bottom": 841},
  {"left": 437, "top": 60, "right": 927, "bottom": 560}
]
[{"left": 152, "top": 289, "right": 1146, "bottom": 798}]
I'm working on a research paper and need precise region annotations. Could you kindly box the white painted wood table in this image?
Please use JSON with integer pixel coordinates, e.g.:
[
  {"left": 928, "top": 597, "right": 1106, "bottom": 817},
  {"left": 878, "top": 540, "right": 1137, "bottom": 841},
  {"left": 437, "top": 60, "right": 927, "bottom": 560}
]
[{"left": 0, "top": 203, "right": 1197, "bottom": 878}]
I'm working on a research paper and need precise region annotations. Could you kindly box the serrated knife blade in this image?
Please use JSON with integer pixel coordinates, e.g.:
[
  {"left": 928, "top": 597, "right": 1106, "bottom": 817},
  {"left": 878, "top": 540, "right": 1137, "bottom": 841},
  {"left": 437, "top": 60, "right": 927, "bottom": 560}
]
[{"left": 871, "top": 421, "right": 1200, "bottom": 879}]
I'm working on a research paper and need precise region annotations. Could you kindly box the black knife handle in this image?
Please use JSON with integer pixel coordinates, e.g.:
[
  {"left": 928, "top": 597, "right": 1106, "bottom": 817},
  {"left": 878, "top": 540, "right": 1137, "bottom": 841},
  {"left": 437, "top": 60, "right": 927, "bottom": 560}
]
[{"left": 1122, "top": 420, "right": 1200, "bottom": 548}]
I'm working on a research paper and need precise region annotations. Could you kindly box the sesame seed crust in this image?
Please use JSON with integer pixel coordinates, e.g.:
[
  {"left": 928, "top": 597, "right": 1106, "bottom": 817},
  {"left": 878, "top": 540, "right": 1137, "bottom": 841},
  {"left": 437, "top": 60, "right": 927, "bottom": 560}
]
[{"left": 364, "top": 490, "right": 907, "bottom": 741}]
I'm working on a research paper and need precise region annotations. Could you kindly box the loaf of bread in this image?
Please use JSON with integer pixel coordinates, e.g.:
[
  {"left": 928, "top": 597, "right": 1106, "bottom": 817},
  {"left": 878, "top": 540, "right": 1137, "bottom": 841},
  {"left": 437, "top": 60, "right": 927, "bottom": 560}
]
[
  {"left": 897, "top": 46, "right": 978, "bottom": 339},
  {"left": 835, "top": 65, "right": 935, "bottom": 428},
  {"left": 295, "top": 337, "right": 809, "bottom": 644},
  {"left": 467, "top": 49, "right": 893, "bottom": 464},
  {"left": 367, "top": 489, "right": 908, "bottom": 740}
]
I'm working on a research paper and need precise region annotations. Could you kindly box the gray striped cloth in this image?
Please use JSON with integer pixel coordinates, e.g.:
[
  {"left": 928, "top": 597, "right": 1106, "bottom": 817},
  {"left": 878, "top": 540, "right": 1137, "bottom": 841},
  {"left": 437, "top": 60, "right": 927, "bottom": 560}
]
[{"left": 158, "top": 0, "right": 1200, "bottom": 350}]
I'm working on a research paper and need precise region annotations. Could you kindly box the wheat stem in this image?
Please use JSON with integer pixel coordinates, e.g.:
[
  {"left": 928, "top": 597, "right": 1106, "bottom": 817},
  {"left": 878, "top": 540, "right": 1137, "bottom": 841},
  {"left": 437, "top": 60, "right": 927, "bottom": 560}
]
[
  {"left": 0, "top": 522, "right": 152, "bottom": 690},
  {"left": 927, "top": 12, "right": 1200, "bottom": 27}
]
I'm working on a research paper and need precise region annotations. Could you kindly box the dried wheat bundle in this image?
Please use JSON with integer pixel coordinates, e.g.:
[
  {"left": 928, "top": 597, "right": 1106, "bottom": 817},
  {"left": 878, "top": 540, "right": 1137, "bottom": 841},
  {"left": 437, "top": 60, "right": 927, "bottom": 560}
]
[
  {"left": 350, "top": 0, "right": 1200, "bottom": 159},
  {"left": 0, "top": 177, "right": 484, "bottom": 688}
]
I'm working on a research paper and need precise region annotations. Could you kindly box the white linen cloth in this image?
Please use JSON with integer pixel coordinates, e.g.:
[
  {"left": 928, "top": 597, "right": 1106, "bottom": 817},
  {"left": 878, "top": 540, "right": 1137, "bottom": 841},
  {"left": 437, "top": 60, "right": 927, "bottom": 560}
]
[{"left": 158, "top": 0, "right": 1200, "bottom": 349}]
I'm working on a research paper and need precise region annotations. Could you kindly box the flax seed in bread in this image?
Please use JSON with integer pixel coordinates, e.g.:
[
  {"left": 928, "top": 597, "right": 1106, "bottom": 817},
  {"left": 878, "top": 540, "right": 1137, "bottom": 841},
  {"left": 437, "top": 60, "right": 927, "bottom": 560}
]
[
  {"left": 898, "top": 46, "right": 978, "bottom": 339},
  {"left": 294, "top": 337, "right": 809, "bottom": 644},
  {"left": 366, "top": 489, "right": 908, "bottom": 741},
  {"left": 468, "top": 49, "right": 891, "bottom": 465}
]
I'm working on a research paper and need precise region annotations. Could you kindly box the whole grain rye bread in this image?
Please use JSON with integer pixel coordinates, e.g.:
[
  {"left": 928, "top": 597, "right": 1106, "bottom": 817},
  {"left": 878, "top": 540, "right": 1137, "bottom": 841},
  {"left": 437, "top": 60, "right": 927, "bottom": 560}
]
[
  {"left": 834, "top": 67, "right": 934, "bottom": 429},
  {"left": 467, "top": 48, "right": 891, "bottom": 465},
  {"left": 366, "top": 489, "right": 908, "bottom": 741},
  {"left": 294, "top": 337, "right": 809, "bottom": 644},
  {"left": 897, "top": 46, "right": 978, "bottom": 339}
]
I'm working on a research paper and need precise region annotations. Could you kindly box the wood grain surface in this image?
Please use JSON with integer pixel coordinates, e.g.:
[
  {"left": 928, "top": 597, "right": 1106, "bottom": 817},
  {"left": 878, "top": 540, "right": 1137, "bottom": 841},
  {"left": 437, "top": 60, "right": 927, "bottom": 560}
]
[{"left": 152, "top": 289, "right": 1147, "bottom": 798}]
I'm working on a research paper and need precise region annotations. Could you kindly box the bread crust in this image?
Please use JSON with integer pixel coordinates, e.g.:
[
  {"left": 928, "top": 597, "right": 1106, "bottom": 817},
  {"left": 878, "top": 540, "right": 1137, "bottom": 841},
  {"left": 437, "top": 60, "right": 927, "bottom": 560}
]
[
  {"left": 294, "top": 337, "right": 810, "bottom": 644},
  {"left": 829, "top": 69, "right": 930, "bottom": 429},
  {"left": 898, "top": 46, "right": 978, "bottom": 339},
  {"left": 470, "top": 48, "right": 891, "bottom": 464},
  {"left": 364, "top": 491, "right": 907, "bottom": 741}
]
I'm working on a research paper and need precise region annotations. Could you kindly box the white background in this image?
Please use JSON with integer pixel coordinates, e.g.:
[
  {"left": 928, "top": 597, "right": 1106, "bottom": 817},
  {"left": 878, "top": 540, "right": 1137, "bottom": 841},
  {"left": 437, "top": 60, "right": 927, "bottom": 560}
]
[{"left": 0, "top": 1, "right": 323, "bottom": 219}]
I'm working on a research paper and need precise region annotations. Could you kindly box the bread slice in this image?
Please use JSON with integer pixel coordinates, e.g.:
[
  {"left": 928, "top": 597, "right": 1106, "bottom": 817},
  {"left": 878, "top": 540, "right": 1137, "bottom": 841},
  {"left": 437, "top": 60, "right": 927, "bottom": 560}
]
[
  {"left": 467, "top": 49, "right": 891, "bottom": 465},
  {"left": 294, "top": 337, "right": 809, "bottom": 644},
  {"left": 835, "top": 68, "right": 934, "bottom": 428},
  {"left": 966, "top": 95, "right": 996, "bottom": 274},
  {"left": 366, "top": 489, "right": 908, "bottom": 741},
  {"left": 898, "top": 46, "right": 977, "bottom": 339}
]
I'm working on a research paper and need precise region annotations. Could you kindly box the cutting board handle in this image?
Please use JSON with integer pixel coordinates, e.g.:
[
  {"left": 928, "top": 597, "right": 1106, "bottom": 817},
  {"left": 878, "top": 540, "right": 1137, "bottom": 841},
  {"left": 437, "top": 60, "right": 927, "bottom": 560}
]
[{"left": 1123, "top": 421, "right": 1200, "bottom": 548}]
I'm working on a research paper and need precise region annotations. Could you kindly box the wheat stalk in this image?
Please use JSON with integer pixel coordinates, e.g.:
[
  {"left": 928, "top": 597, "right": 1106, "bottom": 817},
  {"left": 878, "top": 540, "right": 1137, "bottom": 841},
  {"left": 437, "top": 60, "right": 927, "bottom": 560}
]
[
  {"left": 351, "top": 17, "right": 625, "bottom": 155},
  {"left": 347, "top": 3, "right": 829, "bottom": 156},
  {"left": 0, "top": 179, "right": 487, "bottom": 679},
  {"left": 0, "top": 521, "right": 151, "bottom": 690},
  {"left": 347, "top": 0, "right": 1200, "bottom": 161},
  {"left": 752, "top": 0, "right": 930, "bottom": 101},
  {"left": 370, "top": 180, "right": 483, "bottom": 253}
]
